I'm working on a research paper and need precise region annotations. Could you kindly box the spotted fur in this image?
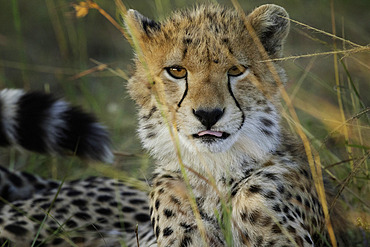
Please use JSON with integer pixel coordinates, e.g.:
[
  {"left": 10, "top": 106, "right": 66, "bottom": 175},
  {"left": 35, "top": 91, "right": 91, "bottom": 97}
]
[
  {"left": 0, "top": 168, "right": 155, "bottom": 247},
  {"left": 127, "top": 4, "right": 346, "bottom": 247},
  {"left": 0, "top": 4, "right": 347, "bottom": 247},
  {"left": 0, "top": 90, "right": 154, "bottom": 246}
]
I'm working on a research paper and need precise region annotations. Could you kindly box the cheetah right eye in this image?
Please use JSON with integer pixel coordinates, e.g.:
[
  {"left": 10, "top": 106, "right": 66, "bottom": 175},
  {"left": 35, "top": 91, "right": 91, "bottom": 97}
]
[
  {"left": 227, "top": 65, "right": 248, "bottom": 77},
  {"left": 165, "top": 66, "right": 187, "bottom": 79}
]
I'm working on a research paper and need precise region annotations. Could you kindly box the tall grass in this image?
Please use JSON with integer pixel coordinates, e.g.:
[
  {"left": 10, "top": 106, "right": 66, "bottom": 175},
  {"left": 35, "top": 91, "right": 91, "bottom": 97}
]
[{"left": 0, "top": 0, "right": 368, "bottom": 246}]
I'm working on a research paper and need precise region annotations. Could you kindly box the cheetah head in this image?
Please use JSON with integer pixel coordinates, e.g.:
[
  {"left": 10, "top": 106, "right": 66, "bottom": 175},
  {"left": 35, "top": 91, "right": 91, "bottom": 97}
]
[{"left": 126, "top": 4, "right": 290, "bottom": 162}]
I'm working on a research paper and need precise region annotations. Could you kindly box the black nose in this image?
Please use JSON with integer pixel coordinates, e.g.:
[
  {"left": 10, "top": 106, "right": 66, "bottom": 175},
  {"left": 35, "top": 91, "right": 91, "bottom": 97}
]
[{"left": 193, "top": 108, "right": 224, "bottom": 129}]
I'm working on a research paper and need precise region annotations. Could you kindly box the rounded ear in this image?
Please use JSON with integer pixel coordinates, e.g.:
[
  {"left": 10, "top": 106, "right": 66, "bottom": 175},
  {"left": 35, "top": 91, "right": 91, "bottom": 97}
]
[
  {"left": 125, "top": 9, "right": 161, "bottom": 38},
  {"left": 247, "top": 4, "right": 290, "bottom": 58}
]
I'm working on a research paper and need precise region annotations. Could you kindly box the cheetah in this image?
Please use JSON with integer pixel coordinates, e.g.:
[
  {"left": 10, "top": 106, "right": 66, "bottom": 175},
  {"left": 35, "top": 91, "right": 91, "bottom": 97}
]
[
  {"left": 0, "top": 3, "right": 347, "bottom": 247},
  {"left": 126, "top": 4, "right": 347, "bottom": 246},
  {"left": 0, "top": 90, "right": 155, "bottom": 246}
]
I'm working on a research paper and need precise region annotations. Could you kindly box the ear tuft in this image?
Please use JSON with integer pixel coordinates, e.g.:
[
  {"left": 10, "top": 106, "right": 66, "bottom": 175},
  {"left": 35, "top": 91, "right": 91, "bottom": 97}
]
[
  {"left": 248, "top": 4, "right": 290, "bottom": 57},
  {"left": 126, "top": 9, "right": 161, "bottom": 35}
]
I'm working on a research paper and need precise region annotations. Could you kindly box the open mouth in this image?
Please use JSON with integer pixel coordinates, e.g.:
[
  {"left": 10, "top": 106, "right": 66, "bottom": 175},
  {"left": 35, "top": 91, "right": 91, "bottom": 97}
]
[{"left": 192, "top": 130, "right": 230, "bottom": 140}]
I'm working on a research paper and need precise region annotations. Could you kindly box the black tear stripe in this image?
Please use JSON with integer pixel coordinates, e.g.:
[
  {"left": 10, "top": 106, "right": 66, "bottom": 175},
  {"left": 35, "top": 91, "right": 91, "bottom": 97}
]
[
  {"left": 177, "top": 78, "right": 188, "bottom": 108},
  {"left": 227, "top": 79, "right": 245, "bottom": 130}
]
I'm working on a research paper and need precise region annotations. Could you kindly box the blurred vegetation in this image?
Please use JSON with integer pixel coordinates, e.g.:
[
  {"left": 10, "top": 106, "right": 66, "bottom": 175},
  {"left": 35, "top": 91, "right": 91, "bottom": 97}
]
[{"left": 0, "top": 0, "right": 369, "bottom": 245}]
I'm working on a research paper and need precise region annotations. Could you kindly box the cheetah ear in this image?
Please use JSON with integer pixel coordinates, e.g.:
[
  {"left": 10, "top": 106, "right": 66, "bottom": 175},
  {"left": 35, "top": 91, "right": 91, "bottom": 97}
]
[
  {"left": 125, "top": 9, "right": 161, "bottom": 38},
  {"left": 247, "top": 4, "right": 290, "bottom": 58}
]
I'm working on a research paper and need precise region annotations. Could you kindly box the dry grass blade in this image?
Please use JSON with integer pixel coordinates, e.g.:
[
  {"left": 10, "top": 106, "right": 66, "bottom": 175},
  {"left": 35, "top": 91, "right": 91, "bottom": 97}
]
[
  {"left": 73, "top": 0, "right": 133, "bottom": 45},
  {"left": 31, "top": 178, "right": 66, "bottom": 247},
  {"left": 262, "top": 14, "right": 369, "bottom": 63},
  {"left": 46, "top": 0, "right": 68, "bottom": 60},
  {"left": 313, "top": 150, "right": 337, "bottom": 247},
  {"left": 125, "top": 9, "right": 212, "bottom": 247},
  {"left": 90, "top": 58, "right": 130, "bottom": 80},
  {"left": 121, "top": 0, "right": 214, "bottom": 243},
  {"left": 157, "top": 87, "right": 209, "bottom": 246},
  {"left": 329, "top": 152, "right": 370, "bottom": 212},
  {"left": 231, "top": 0, "right": 338, "bottom": 245},
  {"left": 262, "top": 46, "right": 369, "bottom": 62},
  {"left": 280, "top": 15, "right": 362, "bottom": 48},
  {"left": 321, "top": 163, "right": 370, "bottom": 209},
  {"left": 135, "top": 224, "right": 140, "bottom": 247},
  {"left": 0, "top": 59, "right": 78, "bottom": 74},
  {"left": 324, "top": 157, "right": 358, "bottom": 169},
  {"left": 320, "top": 107, "right": 370, "bottom": 149},
  {"left": 330, "top": 0, "right": 354, "bottom": 179},
  {"left": 69, "top": 63, "right": 108, "bottom": 80},
  {"left": 350, "top": 56, "right": 370, "bottom": 70}
]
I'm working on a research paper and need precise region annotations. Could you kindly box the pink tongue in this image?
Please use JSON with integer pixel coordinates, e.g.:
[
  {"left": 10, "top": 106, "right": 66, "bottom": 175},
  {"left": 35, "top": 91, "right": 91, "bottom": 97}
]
[{"left": 197, "top": 130, "right": 223, "bottom": 137}]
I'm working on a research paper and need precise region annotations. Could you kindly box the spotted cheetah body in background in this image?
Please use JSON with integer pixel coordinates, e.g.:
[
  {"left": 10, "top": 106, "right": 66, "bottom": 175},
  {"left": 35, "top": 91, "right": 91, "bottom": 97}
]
[
  {"left": 0, "top": 4, "right": 346, "bottom": 247},
  {"left": 0, "top": 90, "right": 155, "bottom": 246}
]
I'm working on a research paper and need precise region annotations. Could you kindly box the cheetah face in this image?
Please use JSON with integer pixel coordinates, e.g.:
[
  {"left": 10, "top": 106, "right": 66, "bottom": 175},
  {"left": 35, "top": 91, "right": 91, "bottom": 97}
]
[
  {"left": 161, "top": 64, "right": 250, "bottom": 153},
  {"left": 127, "top": 4, "right": 289, "bottom": 158}
]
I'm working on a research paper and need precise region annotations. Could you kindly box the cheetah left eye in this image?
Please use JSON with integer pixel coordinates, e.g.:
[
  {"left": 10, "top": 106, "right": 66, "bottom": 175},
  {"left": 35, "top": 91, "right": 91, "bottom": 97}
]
[
  {"left": 165, "top": 66, "right": 187, "bottom": 79},
  {"left": 227, "top": 65, "right": 248, "bottom": 77}
]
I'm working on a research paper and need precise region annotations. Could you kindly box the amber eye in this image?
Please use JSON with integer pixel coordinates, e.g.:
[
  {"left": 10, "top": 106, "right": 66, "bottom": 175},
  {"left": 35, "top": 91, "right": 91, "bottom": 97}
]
[
  {"left": 227, "top": 65, "right": 247, "bottom": 77},
  {"left": 166, "top": 66, "right": 187, "bottom": 79}
]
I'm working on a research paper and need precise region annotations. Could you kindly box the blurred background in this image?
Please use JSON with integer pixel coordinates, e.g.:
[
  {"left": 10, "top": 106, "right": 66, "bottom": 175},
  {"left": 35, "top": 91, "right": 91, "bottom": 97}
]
[{"left": 0, "top": 0, "right": 369, "bottom": 244}]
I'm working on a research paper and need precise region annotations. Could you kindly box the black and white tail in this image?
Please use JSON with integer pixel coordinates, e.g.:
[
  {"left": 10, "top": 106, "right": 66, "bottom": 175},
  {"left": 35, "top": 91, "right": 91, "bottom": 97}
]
[{"left": 0, "top": 89, "right": 113, "bottom": 163}]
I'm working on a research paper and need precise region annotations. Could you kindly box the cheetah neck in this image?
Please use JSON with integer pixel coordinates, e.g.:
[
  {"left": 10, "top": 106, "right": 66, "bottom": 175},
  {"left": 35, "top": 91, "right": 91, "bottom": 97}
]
[{"left": 144, "top": 126, "right": 281, "bottom": 183}]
